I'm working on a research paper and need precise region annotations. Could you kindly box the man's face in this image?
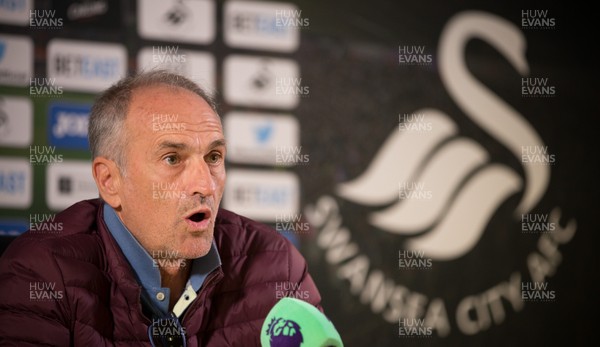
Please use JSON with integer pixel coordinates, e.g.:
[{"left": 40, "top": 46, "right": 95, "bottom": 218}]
[{"left": 114, "top": 84, "right": 226, "bottom": 259}]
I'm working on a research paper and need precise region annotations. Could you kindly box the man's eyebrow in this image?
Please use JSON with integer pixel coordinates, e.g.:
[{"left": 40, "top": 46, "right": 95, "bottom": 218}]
[
  {"left": 157, "top": 141, "right": 187, "bottom": 151},
  {"left": 209, "top": 139, "right": 227, "bottom": 150},
  {"left": 156, "top": 139, "right": 226, "bottom": 152}
]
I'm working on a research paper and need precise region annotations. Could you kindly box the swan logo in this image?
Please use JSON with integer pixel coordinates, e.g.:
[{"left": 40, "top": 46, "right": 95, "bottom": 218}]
[
  {"left": 339, "top": 11, "right": 550, "bottom": 261},
  {"left": 305, "top": 10, "right": 577, "bottom": 337},
  {"left": 162, "top": 1, "right": 191, "bottom": 28}
]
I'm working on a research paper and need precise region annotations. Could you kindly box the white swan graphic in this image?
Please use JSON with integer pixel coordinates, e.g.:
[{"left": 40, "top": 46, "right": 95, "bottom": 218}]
[{"left": 337, "top": 11, "right": 550, "bottom": 261}]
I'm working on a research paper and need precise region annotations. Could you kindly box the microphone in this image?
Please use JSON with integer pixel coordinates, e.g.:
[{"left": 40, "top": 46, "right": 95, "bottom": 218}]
[{"left": 260, "top": 297, "right": 344, "bottom": 347}]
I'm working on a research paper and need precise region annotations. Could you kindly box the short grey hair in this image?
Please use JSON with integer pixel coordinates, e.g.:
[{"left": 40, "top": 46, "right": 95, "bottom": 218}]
[{"left": 88, "top": 70, "right": 218, "bottom": 172}]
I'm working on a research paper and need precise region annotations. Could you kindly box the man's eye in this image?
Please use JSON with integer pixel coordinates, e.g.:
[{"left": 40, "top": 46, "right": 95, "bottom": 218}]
[
  {"left": 206, "top": 152, "right": 222, "bottom": 164},
  {"left": 164, "top": 155, "right": 179, "bottom": 165}
]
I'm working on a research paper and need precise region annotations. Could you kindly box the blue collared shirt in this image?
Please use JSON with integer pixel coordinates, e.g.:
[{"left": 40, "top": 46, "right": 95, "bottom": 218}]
[{"left": 103, "top": 204, "right": 221, "bottom": 318}]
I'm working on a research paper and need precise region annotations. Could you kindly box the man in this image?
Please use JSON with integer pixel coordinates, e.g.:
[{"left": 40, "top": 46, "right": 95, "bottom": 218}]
[{"left": 0, "top": 70, "right": 322, "bottom": 346}]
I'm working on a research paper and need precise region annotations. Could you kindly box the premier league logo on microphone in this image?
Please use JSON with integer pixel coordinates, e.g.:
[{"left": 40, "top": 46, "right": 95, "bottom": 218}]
[
  {"left": 265, "top": 317, "right": 303, "bottom": 347},
  {"left": 261, "top": 297, "right": 343, "bottom": 346}
]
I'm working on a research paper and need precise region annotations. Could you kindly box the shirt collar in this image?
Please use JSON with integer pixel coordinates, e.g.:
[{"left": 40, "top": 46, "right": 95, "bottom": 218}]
[{"left": 103, "top": 203, "right": 221, "bottom": 316}]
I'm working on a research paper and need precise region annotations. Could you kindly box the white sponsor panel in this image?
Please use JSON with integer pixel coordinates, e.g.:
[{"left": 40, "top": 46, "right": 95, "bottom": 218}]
[
  {"left": 224, "top": 111, "right": 299, "bottom": 165},
  {"left": 224, "top": 55, "right": 299, "bottom": 109},
  {"left": 137, "top": 47, "right": 216, "bottom": 94},
  {"left": 224, "top": 0, "right": 299, "bottom": 52},
  {"left": 137, "top": 0, "right": 215, "bottom": 45},
  {"left": 47, "top": 39, "right": 127, "bottom": 93},
  {"left": 0, "top": 157, "right": 32, "bottom": 208},
  {"left": 224, "top": 169, "right": 299, "bottom": 222},
  {"left": 0, "top": 34, "right": 33, "bottom": 86},
  {"left": 0, "top": 95, "right": 33, "bottom": 147},
  {"left": 46, "top": 160, "right": 98, "bottom": 211},
  {"left": 0, "top": 0, "right": 31, "bottom": 26}
]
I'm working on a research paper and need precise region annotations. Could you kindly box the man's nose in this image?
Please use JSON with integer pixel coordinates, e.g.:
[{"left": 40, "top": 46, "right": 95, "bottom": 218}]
[{"left": 188, "top": 157, "right": 216, "bottom": 199}]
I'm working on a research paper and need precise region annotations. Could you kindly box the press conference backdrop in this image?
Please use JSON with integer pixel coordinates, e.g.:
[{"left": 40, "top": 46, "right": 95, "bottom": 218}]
[{"left": 0, "top": 0, "right": 597, "bottom": 346}]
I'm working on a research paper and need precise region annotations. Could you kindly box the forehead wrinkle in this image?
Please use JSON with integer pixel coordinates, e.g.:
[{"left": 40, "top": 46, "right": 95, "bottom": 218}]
[
  {"left": 153, "top": 133, "right": 225, "bottom": 154},
  {"left": 129, "top": 86, "right": 218, "bottom": 122}
]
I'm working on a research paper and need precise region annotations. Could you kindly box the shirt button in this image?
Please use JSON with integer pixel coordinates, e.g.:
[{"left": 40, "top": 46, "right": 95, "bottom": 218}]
[{"left": 156, "top": 292, "right": 165, "bottom": 301}]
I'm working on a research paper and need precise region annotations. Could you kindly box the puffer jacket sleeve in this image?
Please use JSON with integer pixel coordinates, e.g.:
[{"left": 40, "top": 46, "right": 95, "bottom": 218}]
[
  {"left": 286, "top": 237, "right": 323, "bottom": 312},
  {"left": 0, "top": 235, "right": 72, "bottom": 346}
]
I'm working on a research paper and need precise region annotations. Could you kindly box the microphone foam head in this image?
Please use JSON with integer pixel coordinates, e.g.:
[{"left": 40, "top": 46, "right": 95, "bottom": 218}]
[{"left": 261, "top": 297, "right": 343, "bottom": 347}]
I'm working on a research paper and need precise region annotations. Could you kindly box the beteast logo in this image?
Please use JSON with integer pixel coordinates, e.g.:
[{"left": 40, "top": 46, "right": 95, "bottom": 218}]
[
  {"left": 224, "top": 169, "right": 299, "bottom": 222},
  {"left": 304, "top": 11, "right": 577, "bottom": 337},
  {"left": 47, "top": 38, "right": 126, "bottom": 92},
  {"left": 224, "top": 0, "right": 299, "bottom": 52}
]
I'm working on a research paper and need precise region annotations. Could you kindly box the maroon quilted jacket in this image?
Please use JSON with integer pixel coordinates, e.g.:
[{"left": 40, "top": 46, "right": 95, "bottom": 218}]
[{"left": 0, "top": 199, "right": 322, "bottom": 346}]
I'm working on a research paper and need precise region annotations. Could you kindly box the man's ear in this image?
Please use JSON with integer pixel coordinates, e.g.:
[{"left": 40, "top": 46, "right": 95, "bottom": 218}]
[{"left": 92, "top": 157, "right": 122, "bottom": 209}]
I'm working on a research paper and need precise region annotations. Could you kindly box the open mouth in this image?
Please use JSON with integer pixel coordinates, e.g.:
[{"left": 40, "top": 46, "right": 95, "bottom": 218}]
[
  {"left": 187, "top": 212, "right": 206, "bottom": 223},
  {"left": 184, "top": 208, "right": 211, "bottom": 229}
]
